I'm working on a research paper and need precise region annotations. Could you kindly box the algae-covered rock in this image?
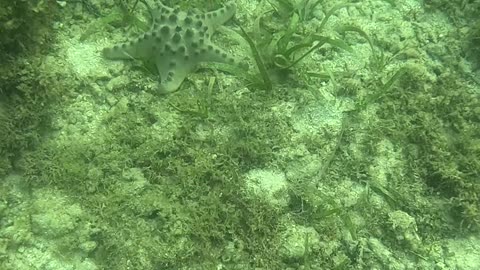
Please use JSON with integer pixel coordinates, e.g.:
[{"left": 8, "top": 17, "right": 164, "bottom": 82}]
[{"left": 278, "top": 224, "right": 321, "bottom": 262}]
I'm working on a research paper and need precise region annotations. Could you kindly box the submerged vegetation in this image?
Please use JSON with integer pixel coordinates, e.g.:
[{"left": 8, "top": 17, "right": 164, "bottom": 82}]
[
  {"left": 0, "top": 0, "right": 57, "bottom": 59},
  {"left": 0, "top": 0, "right": 479, "bottom": 269},
  {"left": 239, "top": 1, "right": 355, "bottom": 90},
  {"left": 0, "top": 0, "right": 63, "bottom": 177}
]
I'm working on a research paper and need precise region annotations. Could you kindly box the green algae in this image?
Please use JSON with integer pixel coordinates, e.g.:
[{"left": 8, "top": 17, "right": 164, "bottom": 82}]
[{"left": 0, "top": 0, "right": 479, "bottom": 269}]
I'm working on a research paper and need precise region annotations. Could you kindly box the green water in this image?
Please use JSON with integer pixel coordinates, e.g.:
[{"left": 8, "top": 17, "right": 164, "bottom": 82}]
[{"left": 0, "top": 0, "right": 479, "bottom": 269}]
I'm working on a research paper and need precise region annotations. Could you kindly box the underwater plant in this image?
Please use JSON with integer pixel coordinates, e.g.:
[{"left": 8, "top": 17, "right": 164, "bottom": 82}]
[{"left": 239, "top": 1, "right": 355, "bottom": 90}]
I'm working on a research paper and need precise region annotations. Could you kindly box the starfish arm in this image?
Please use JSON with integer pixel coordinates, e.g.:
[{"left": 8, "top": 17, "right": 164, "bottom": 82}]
[
  {"left": 103, "top": 42, "right": 136, "bottom": 60},
  {"left": 197, "top": 42, "right": 239, "bottom": 66},
  {"left": 152, "top": 1, "right": 174, "bottom": 17},
  {"left": 157, "top": 69, "right": 189, "bottom": 93},
  {"left": 203, "top": 2, "right": 236, "bottom": 30},
  {"left": 103, "top": 32, "right": 158, "bottom": 60},
  {"left": 155, "top": 55, "right": 195, "bottom": 93},
  {"left": 151, "top": 1, "right": 175, "bottom": 29}
]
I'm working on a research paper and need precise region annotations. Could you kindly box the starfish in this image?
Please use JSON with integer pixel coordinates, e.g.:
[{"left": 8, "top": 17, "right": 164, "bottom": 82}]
[{"left": 103, "top": 1, "right": 242, "bottom": 93}]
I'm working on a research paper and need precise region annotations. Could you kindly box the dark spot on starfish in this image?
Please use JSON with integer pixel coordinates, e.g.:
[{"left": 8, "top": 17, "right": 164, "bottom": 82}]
[
  {"left": 200, "top": 48, "right": 206, "bottom": 54},
  {"left": 169, "top": 14, "right": 177, "bottom": 22},
  {"left": 160, "top": 15, "right": 167, "bottom": 22},
  {"left": 207, "top": 13, "right": 212, "bottom": 19},
  {"left": 203, "top": 26, "right": 208, "bottom": 32},
  {"left": 178, "top": 46, "right": 186, "bottom": 53},
  {"left": 160, "top": 26, "right": 170, "bottom": 35},
  {"left": 191, "top": 42, "right": 198, "bottom": 49},
  {"left": 155, "top": 36, "right": 162, "bottom": 43},
  {"left": 201, "top": 14, "right": 206, "bottom": 19},
  {"left": 173, "top": 6, "right": 180, "bottom": 13},
  {"left": 184, "top": 17, "right": 192, "bottom": 25},
  {"left": 164, "top": 44, "right": 171, "bottom": 51},
  {"left": 199, "top": 38, "right": 204, "bottom": 45},
  {"left": 213, "top": 12, "right": 218, "bottom": 17},
  {"left": 169, "top": 61, "right": 176, "bottom": 68},
  {"left": 207, "top": 45, "right": 213, "bottom": 50},
  {"left": 172, "top": 33, "right": 181, "bottom": 43},
  {"left": 194, "top": 50, "right": 200, "bottom": 57},
  {"left": 215, "top": 49, "right": 220, "bottom": 54},
  {"left": 185, "top": 29, "right": 194, "bottom": 38},
  {"left": 184, "top": 55, "right": 190, "bottom": 61},
  {"left": 229, "top": 58, "right": 235, "bottom": 64},
  {"left": 222, "top": 53, "right": 227, "bottom": 58},
  {"left": 121, "top": 44, "right": 127, "bottom": 49},
  {"left": 220, "top": 8, "right": 225, "bottom": 14},
  {"left": 195, "top": 21, "right": 203, "bottom": 28},
  {"left": 175, "top": 26, "right": 182, "bottom": 32}
]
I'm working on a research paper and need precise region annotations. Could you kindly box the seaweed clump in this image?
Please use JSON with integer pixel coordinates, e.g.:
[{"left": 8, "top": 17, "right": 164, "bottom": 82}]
[
  {"left": 0, "top": 0, "right": 60, "bottom": 176},
  {"left": 0, "top": 0, "right": 57, "bottom": 59}
]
